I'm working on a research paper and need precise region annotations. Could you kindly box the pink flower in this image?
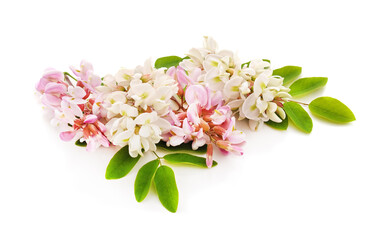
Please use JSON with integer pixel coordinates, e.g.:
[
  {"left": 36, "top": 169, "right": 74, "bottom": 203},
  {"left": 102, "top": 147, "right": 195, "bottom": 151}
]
[
  {"left": 210, "top": 105, "right": 231, "bottom": 125},
  {"left": 167, "top": 66, "right": 202, "bottom": 88},
  {"left": 36, "top": 69, "right": 68, "bottom": 109},
  {"left": 36, "top": 68, "right": 65, "bottom": 93},
  {"left": 222, "top": 117, "right": 245, "bottom": 145},
  {"left": 59, "top": 114, "right": 110, "bottom": 151},
  {"left": 185, "top": 85, "right": 208, "bottom": 107},
  {"left": 70, "top": 60, "right": 101, "bottom": 92}
]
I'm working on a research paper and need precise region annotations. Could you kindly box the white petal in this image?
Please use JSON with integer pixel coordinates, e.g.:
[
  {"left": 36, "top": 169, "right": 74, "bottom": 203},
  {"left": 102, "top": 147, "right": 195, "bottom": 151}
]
[
  {"left": 248, "top": 120, "right": 262, "bottom": 131},
  {"left": 223, "top": 76, "right": 242, "bottom": 100},
  {"left": 135, "top": 112, "right": 156, "bottom": 125},
  {"left": 139, "top": 125, "right": 151, "bottom": 138},
  {"left": 253, "top": 74, "right": 269, "bottom": 96},
  {"left": 141, "top": 137, "right": 150, "bottom": 152},
  {"left": 113, "top": 130, "right": 133, "bottom": 146},
  {"left": 227, "top": 99, "right": 244, "bottom": 111},
  {"left": 256, "top": 97, "right": 268, "bottom": 114},
  {"left": 154, "top": 118, "right": 171, "bottom": 132},
  {"left": 119, "top": 104, "right": 138, "bottom": 117},
  {"left": 129, "top": 134, "right": 142, "bottom": 156},
  {"left": 242, "top": 94, "right": 259, "bottom": 120},
  {"left": 276, "top": 107, "right": 286, "bottom": 119},
  {"left": 268, "top": 111, "right": 282, "bottom": 123}
]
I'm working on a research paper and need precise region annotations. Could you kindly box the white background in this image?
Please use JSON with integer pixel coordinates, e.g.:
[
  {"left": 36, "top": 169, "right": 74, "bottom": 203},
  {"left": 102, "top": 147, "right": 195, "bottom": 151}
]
[{"left": 1, "top": 0, "right": 379, "bottom": 239}]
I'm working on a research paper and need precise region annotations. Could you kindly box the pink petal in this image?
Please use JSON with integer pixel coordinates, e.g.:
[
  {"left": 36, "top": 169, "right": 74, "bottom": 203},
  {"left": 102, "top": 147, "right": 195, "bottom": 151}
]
[
  {"left": 206, "top": 144, "right": 213, "bottom": 168},
  {"left": 35, "top": 78, "right": 50, "bottom": 92},
  {"left": 86, "top": 138, "right": 97, "bottom": 152},
  {"left": 84, "top": 115, "right": 98, "bottom": 124},
  {"left": 227, "top": 131, "right": 246, "bottom": 144},
  {"left": 185, "top": 85, "right": 208, "bottom": 106},
  {"left": 177, "top": 68, "right": 189, "bottom": 87},
  {"left": 187, "top": 103, "right": 200, "bottom": 125},
  {"left": 41, "top": 93, "right": 61, "bottom": 107},
  {"left": 59, "top": 131, "right": 76, "bottom": 141},
  {"left": 166, "top": 66, "right": 176, "bottom": 77},
  {"left": 44, "top": 82, "right": 67, "bottom": 94}
]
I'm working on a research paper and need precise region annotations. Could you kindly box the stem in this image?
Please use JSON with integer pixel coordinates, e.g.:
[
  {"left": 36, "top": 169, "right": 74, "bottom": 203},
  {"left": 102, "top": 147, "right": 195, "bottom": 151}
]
[
  {"left": 64, "top": 75, "right": 74, "bottom": 87},
  {"left": 288, "top": 99, "right": 309, "bottom": 106},
  {"left": 152, "top": 151, "right": 162, "bottom": 165},
  {"left": 64, "top": 72, "right": 78, "bottom": 82}
]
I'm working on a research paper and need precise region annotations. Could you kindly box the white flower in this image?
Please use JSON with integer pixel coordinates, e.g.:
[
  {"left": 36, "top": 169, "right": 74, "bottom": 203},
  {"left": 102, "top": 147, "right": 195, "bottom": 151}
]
[
  {"left": 128, "top": 83, "right": 155, "bottom": 110},
  {"left": 223, "top": 76, "right": 250, "bottom": 100},
  {"left": 241, "top": 73, "right": 290, "bottom": 130},
  {"left": 151, "top": 86, "right": 174, "bottom": 116},
  {"left": 240, "top": 59, "right": 272, "bottom": 80},
  {"left": 112, "top": 111, "right": 171, "bottom": 157},
  {"left": 103, "top": 91, "right": 128, "bottom": 118},
  {"left": 115, "top": 68, "right": 134, "bottom": 87},
  {"left": 96, "top": 74, "right": 118, "bottom": 93},
  {"left": 204, "top": 68, "right": 230, "bottom": 91}
]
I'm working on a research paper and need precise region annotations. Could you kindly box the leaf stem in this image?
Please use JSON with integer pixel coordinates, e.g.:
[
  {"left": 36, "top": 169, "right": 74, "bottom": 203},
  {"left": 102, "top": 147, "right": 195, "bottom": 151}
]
[
  {"left": 152, "top": 151, "right": 162, "bottom": 165},
  {"left": 153, "top": 151, "right": 161, "bottom": 159},
  {"left": 288, "top": 99, "right": 309, "bottom": 106}
]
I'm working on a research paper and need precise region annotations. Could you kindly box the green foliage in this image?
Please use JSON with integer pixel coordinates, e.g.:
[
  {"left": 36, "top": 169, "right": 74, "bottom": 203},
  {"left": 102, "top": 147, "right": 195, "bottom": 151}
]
[
  {"left": 134, "top": 160, "right": 160, "bottom": 202},
  {"left": 265, "top": 115, "right": 288, "bottom": 130},
  {"left": 273, "top": 66, "right": 302, "bottom": 85},
  {"left": 283, "top": 102, "right": 313, "bottom": 133},
  {"left": 154, "top": 166, "right": 179, "bottom": 213},
  {"left": 289, "top": 77, "right": 328, "bottom": 97},
  {"left": 163, "top": 153, "right": 217, "bottom": 168},
  {"left": 154, "top": 56, "right": 183, "bottom": 69},
  {"left": 156, "top": 141, "right": 207, "bottom": 154},
  {"left": 105, "top": 145, "right": 141, "bottom": 180},
  {"left": 75, "top": 139, "right": 87, "bottom": 147},
  {"left": 309, "top": 97, "right": 355, "bottom": 123}
]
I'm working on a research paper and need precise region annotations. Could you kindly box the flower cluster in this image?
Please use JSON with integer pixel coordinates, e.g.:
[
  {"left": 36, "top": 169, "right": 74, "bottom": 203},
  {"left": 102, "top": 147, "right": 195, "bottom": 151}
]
[
  {"left": 36, "top": 37, "right": 292, "bottom": 166},
  {"left": 35, "top": 37, "right": 355, "bottom": 212}
]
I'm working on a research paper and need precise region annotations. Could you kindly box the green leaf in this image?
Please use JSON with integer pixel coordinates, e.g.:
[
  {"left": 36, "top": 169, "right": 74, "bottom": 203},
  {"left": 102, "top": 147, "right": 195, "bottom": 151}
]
[
  {"left": 265, "top": 115, "right": 288, "bottom": 130},
  {"left": 283, "top": 102, "right": 313, "bottom": 133},
  {"left": 75, "top": 139, "right": 87, "bottom": 147},
  {"left": 289, "top": 77, "right": 328, "bottom": 97},
  {"left": 309, "top": 97, "right": 355, "bottom": 123},
  {"left": 134, "top": 160, "right": 160, "bottom": 202},
  {"left": 154, "top": 166, "right": 179, "bottom": 213},
  {"left": 163, "top": 153, "right": 217, "bottom": 168},
  {"left": 154, "top": 56, "right": 183, "bottom": 69},
  {"left": 105, "top": 145, "right": 141, "bottom": 180},
  {"left": 273, "top": 66, "right": 302, "bottom": 85},
  {"left": 156, "top": 141, "right": 207, "bottom": 154}
]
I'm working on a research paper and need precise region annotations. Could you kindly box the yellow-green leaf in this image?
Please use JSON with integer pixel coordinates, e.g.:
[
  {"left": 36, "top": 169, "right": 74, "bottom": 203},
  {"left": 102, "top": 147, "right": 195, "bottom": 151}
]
[
  {"left": 105, "top": 145, "right": 140, "bottom": 180},
  {"left": 289, "top": 77, "right": 328, "bottom": 97},
  {"left": 273, "top": 66, "right": 302, "bottom": 85},
  {"left": 283, "top": 102, "right": 313, "bottom": 133},
  {"left": 309, "top": 97, "right": 355, "bottom": 123},
  {"left": 154, "top": 166, "right": 179, "bottom": 213},
  {"left": 163, "top": 153, "right": 217, "bottom": 168},
  {"left": 134, "top": 160, "right": 160, "bottom": 202},
  {"left": 154, "top": 56, "right": 183, "bottom": 69}
]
